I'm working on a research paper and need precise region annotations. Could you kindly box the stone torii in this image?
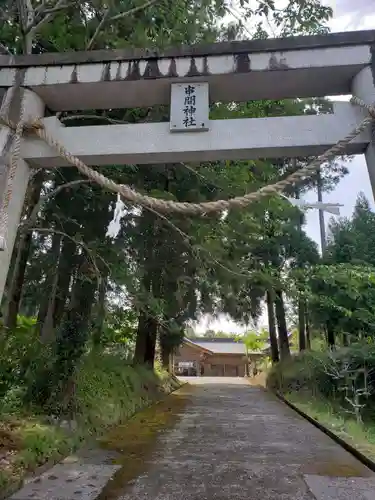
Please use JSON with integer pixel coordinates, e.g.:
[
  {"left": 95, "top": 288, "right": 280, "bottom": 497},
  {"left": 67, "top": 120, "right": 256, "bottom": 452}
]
[{"left": 0, "top": 29, "right": 375, "bottom": 303}]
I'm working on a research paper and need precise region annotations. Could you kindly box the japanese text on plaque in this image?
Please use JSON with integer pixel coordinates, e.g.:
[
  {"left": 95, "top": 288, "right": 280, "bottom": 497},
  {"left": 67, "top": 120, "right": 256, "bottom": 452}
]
[{"left": 183, "top": 85, "right": 197, "bottom": 128}]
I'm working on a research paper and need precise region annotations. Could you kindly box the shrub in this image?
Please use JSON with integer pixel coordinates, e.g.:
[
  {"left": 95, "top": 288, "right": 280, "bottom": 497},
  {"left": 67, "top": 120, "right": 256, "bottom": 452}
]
[
  {"left": 267, "top": 344, "right": 375, "bottom": 420},
  {"left": 266, "top": 351, "right": 331, "bottom": 395},
  {"left": 73, "top": 351, "right": 178, "bottom": 434}
]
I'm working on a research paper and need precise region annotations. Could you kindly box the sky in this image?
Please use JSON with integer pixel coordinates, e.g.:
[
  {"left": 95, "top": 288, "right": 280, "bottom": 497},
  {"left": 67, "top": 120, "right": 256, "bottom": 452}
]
[
  {"left": 304, "top": 0, "right": 375, "bottom": 246},
  {"left": 194, "top": 0, "right": 375, "bottom": 335}
]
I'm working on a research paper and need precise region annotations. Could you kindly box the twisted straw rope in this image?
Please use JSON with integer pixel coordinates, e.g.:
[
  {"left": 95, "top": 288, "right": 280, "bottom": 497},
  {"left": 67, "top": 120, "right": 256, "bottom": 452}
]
[
  {"left": 32, "top": 96, "right": 375, "bottom": 215},
  {"left": 0, "top": 95, "right": 374, "bottom": 250}
]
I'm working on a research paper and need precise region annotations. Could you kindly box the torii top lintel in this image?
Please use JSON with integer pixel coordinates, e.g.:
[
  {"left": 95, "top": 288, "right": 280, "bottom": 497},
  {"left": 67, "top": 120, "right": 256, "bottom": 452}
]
[{"left": 0, "top": 29, "right": 374, "bottom": 111}]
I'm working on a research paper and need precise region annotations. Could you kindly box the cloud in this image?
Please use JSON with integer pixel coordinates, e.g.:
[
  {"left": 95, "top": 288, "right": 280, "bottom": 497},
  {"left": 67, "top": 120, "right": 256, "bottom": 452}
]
[
  {"left": 324, "top": 0, "right": 375, "bottom": 29},
  {"left": 330, "top": 0, "right": 374, "bottom": 18}
]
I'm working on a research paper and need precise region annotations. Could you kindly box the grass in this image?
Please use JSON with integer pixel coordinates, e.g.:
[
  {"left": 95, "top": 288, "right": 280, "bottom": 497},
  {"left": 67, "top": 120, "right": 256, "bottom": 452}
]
[
  {"left": 0, "top": 415, "right": 75, "bottom": 496},
  {"left": 265, "top": 347, "right": 375, "bottom": 465},
  {"left": 286, "top": 391, "right": 375, "bottom": 462},
  {"left": 0, "top": 352, "right": 180, "bottom": 498}
]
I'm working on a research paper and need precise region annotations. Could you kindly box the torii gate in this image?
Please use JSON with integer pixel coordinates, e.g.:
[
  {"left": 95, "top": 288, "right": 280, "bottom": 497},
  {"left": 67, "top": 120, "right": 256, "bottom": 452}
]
[{"left": 0, "top": 29, "right": 374, "bottom": 302}]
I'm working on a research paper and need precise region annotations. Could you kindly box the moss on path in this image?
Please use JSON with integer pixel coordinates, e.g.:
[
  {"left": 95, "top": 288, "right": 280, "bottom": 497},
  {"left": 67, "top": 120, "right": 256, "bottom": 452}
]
[{"left": 96, "top": 385, "right": 192, "bottom": 499}]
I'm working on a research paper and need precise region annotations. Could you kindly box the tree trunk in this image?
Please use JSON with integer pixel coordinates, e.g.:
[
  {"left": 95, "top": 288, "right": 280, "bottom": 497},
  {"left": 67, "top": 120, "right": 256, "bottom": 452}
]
[
  {"left": 52, "top": 236, "right": 76, "bottom": 328},
  {"left": 52, "top": 260, "right": 97, "bottom": 395},
  {"left": 266, "top": 290, "right": 279, "bottom": 363},
  {"left": 133, "top": 259, "right": 161, "bottom": 368},
  {"left": 27, "top": 259, "right": 97, "bottom": 407},
  {"left": 305, "top": 306, "right": 311, "bottom": 350},
  {"left": 134, "top": 310, "right": 148, "bottom": 364},
  {"left": 4, "top": 171, "right": 45, "bottom": 329},
  {"left": 144, "top": 316, "right": 158, "bottom": 367},
  {"left": 36, "top": 232, "right": 62, "bottom": 342},
  {"left": 275, "top": 289, "right": 291, "bottom": 360},
  {"left": 2, "top": 237, "right": 20, "bottom": 311},
  {"left": 298, "top": 296, "right": 306, "bottom": 351},
  {"left": 133, "top": 311, "right": 158, "bottom": 367},
  {"left": 326, "top": 320, "right": 336, "bottom": 348},
  {"left": 92, "top": 277, "right": 107, "bottom": 348},
  {"left": 154, "top": 328, "right": 162, "bottom": 366},
  {"left": 161, "top": 347, "right": 170, "bottom": 371},
  {"left": 159, "top": 329, "right": 172, "bottom": 371},
  {"left": 134, "top": 310, "right": 158, "bottom": 367}
]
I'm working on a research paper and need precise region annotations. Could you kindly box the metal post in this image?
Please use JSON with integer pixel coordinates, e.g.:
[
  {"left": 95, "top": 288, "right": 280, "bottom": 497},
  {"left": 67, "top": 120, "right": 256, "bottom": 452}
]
[
  {"left": 352, "top": 67, "right": 375, "bottom": 202},
  {"left": 0, "top": 88, "right": 45, "bottom": 304}
]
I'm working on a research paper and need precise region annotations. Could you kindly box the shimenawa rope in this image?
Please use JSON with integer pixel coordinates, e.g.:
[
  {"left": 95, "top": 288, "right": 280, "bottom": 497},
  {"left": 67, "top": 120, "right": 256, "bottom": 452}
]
[{"left": 0, "top": 95, "right": 374, "bottom": 250}]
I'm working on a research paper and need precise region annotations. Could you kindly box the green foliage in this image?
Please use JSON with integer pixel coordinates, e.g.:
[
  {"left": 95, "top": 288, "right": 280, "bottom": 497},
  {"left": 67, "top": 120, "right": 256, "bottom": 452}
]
[
  {"left": 202, "top": 330, "right": 234, "bottom": 338},
  {"left": 326, "top": 193, "right": 375, "bottom": 267},
  {"left": 306, "top": 264, "right": 375, "bottom": 340},
  {"left": 0, "top": 316, "right": 49, "bottom": 402},
  {"left": 242, "top": 330, "right": 267, "bottom": 351},
  {"left": 100, "top": 307, "right": 137, "bottom": 348},
  {"left": 295, "top": 195, "right": 375, "bottom": 346},
  {"left": 14, "top": 422, "right": 72, "bottom": 470}
]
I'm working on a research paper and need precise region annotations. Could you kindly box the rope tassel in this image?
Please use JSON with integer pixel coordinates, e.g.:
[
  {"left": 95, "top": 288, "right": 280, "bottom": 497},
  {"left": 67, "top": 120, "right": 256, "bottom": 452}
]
[{"left": 106, "top": 193, "right": 126, "bottom": 239}]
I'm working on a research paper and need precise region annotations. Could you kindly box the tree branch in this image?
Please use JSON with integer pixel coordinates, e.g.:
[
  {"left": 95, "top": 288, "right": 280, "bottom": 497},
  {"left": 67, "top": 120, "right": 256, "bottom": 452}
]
[
  {"left": 137, "top": 203, "right": 253, "bottom": 279},
  {"left": 34, "top": 0, "right": 48, "bottom": 15},
  {"left": 31, "top": 227, "right": 99, "bottom": 276},
  {"left": 109, "top": 0, "right": 158, "bottom": 22},
  {"left": 85, "top": 0, "right": 159, "bottom": 50},
  {"left": 28, "top": 226, "right": 110, "bottom": 281},
  {"left": 20, "top": 179, "right": 93, "bottom": 230},
  {"left": 86, "top": 7, "right": 111, "bottom": 50},
  {"left": 16, "top": 0, "right": 34, "bottom": 53},
  {"left": 0, "top": 0, "right": 17, "bottom": 24},
  {"left": 0, "top": 42, "right": 11, "bottom": 55},
  {"left": 38, "top": 4, "right": 70, "bottom": 15},
  {"left": 27, "top": 0, "right": 72, "bottom": 35}
]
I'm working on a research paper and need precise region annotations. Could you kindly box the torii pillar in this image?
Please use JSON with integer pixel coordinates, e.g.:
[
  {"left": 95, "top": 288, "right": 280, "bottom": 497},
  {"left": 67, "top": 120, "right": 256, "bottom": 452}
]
[
  {"left": 352, "top": 66, "right": 375, "bottom": 200},
  {"left": 0, "top": 88, "right": 45, "bottom": 307}
]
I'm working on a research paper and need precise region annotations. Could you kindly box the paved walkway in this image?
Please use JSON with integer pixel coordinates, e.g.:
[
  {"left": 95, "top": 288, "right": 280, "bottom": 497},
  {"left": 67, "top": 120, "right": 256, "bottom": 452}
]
[
  {"left": 117, "top": 378, "right": 375, "bottom": 500},
  {"left": 11, "top": 378, "right": 375, "bottom": 500}
]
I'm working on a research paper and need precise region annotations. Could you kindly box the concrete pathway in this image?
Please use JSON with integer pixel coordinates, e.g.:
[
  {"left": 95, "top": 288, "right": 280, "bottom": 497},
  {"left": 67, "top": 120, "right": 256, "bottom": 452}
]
[{"left": 10, "top": 377, "right": 375, "bottom": 500}]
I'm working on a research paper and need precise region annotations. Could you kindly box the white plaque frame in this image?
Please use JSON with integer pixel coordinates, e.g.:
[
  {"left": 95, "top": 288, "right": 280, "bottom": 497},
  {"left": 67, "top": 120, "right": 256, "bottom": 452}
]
[{"left": 170, "top": 82, "right": 209, "bottom": 133}]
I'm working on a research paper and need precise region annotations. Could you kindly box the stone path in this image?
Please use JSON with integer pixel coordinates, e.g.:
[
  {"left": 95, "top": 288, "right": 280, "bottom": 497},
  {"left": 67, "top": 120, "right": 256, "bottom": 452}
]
[{"left": 10, "top": 377, "right": 375, "bottom": 500}]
